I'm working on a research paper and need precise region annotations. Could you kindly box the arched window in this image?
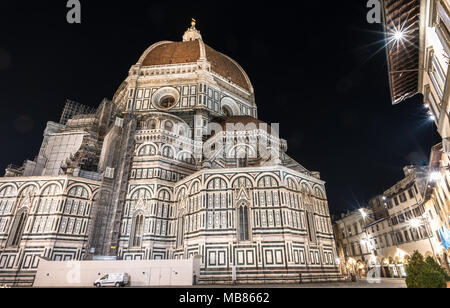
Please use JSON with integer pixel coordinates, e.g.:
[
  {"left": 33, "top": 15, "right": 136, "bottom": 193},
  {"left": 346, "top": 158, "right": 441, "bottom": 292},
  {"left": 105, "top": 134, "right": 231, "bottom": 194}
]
[
  {"left": 313, "top": 187, "right": 326, "bottom": 214},
  {"left": 230, "top": 144, "right": 256, "bottom": 167},
  {"left": 258, "top": 176, "right": 278, "bottom": 188},
  {"left": 190, "top": 181, "right": 201, "bottom": 195},
  {"left": 164, "top": 121, "right": 174, "bottom": 132},
  {"left": 232, "top": 177, "right": 253, "bottom": 189},
  {"left": 0, "top": 185, "right": 17, "bottom": 216},
  {"left": 162, "top": 146, "right": 174, "bottom": 159},
  {"left": 138, "top": 144, "right": 157, "bottom": 156},
  {"left": 68, "top": 186, "right": 89, "bottom": 199},
  {"left": 12, "top": 185, "right": 36, "bottom": 223},
  {"left": 314, "top": 187, "right": 324, "bottom": 199},
  {"left": 206, "top": 178, "right": 227, "bottom": 213},
  {"left": 7, "top": 207, "right": 28, "bottom": 247},
  {"left": 286, "top": 178, "right": 297, "bottom": 191},
  {"left": 64, "top": 185, "right": 92, "bottom": 235},
  {"left": 238, "top": 203, "right": 250, "bottom": 241},
  {"left": 301, "top": 183, "right": 311, "bottom": 195},
  {"left": 130, "top": 213, "right": 144, "bottom": 247},
  {"left": 177, "top": 188, "right": 187, "bottom": 202},
  {"left": 178, "top": 152, "right": 194, "bottom": 164},
  {"left": 255, "top": 176, "right": 280, "bottom": 210},
  {"left": 285, "top": 178, "right": 299, "bottom": 210},
  {"left": 148, "top": 119, "right": 156, "bottom": 129},
  {"left": 207, "top": 178, "right": 227, "bottom": 190},
  {"left": 0, "top": 185, "right": 16, "bottom": 197},
  {"left": 158, "top": 190, "right": 171, "bottom": 201},
  {"left": 42, "top": 184, "right": 61, "bottom": 196},
  {"left": 35, "top": 184, "right": 62, "bottom": 234},
  {"left": 131, "top": 188, "right": 152, "bottom": 201}
]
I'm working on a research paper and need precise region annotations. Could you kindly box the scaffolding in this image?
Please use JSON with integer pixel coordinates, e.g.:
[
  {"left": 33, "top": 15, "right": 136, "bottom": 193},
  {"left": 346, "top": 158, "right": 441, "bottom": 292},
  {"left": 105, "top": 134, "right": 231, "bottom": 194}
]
[{"left": 59, "top": 99, "right": 96, "bottom": 125}]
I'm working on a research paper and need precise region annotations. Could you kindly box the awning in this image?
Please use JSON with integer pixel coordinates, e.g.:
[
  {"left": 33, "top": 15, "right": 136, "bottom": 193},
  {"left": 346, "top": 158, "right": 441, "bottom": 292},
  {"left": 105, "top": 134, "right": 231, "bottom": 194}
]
[
  {"left": 382, "top": 0, "right": 421, "bottom": 105},
  {"left": 439, "top": 225, "right": 450, "bottom": 250}
]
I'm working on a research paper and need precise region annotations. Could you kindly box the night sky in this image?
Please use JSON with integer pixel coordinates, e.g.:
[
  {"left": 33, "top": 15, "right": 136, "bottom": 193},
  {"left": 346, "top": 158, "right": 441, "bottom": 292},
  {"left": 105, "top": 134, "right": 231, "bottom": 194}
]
[{"left": 0, "top": 1, "right": 441, "bottom": 215}]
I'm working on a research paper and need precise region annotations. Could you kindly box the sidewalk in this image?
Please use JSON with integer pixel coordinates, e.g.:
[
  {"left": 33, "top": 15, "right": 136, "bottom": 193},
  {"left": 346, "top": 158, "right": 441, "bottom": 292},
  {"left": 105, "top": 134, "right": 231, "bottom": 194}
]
[{"left": 193, "top": 278, "right": 407, "bottom": 289}]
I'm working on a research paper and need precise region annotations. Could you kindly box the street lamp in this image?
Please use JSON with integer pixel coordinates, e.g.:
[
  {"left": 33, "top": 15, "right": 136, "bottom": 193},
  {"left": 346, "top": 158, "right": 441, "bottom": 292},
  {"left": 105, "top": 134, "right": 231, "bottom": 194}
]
[
  {"left": 410, "top": 218, "right": 421, "bottom": 229},
  {"left": 359, "top": 209, "right": 368, "bottom": 219},
  {"left": 359, "top": 208, "right": 377, "bottom": 274},
  {"left": 360, "top": 238, "right": 373, "bottom": 250},
  {"left": 409, "top": 215, "right": 437, "bottom": 258},
  {"left": 429, "top": 171, "right": 442, "bottom": 182}
]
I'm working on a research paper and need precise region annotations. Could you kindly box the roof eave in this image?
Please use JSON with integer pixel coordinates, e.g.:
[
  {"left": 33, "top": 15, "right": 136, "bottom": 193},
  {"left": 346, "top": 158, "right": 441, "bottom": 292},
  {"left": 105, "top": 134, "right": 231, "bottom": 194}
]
[{"left": 382, "top": 0, "right": 421, "bottom": 105}]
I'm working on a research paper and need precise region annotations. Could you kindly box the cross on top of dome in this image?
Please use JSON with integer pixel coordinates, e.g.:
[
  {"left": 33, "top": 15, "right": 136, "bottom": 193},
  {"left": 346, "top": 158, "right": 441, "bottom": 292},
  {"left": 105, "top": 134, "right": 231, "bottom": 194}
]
[{"left": 183, "top": 18, "right": 202, "bottom": 42}]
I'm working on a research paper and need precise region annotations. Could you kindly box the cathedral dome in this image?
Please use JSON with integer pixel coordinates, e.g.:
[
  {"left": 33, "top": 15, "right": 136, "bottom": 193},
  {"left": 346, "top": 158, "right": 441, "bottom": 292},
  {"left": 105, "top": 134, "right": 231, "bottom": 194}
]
[{"left": 136, "top": 24, "right": 253, "bottom": 93}]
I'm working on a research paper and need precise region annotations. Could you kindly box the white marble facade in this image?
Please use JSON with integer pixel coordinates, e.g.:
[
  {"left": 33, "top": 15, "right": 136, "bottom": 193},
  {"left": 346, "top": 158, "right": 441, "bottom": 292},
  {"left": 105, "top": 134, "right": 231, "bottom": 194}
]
[{"left": 0, "top": 24, "right": 339, "bottom": 285}]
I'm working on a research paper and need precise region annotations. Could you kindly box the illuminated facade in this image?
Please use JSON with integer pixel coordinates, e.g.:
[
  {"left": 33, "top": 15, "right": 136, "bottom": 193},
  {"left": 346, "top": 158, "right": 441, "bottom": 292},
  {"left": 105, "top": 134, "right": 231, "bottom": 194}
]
[
  {"left": 425, "top": 143, "right": 450, "bottom": 270},
  {"left": 383, "top": 0, "right": 449, "bottom": 270},
  {"left": 0, "top": 23, "right": 340, "bottom": 285},
  {"left": 417, "top": 0, "right": 449, "bottom": 146},
  {"left": 333, "top": 208, "right": 374, "bottom": 278},
  {"left": 334, "top": 165, "right": 449, "bottom": 278},
  {"left": 370, "top": 166, "right": 444, "bottom": 277}
]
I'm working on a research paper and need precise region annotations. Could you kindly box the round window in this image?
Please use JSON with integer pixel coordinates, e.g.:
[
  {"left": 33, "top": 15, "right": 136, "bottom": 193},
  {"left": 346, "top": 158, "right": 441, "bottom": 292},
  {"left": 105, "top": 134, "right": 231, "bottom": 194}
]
[
  {"left": 160, "top": 96, "right": 176, "bottom": 109},
  {"left": 152, "top": 87, "right": 180, "bottom": 110},
  {"left": 222, "top": 106, "right": 232, "bottom": 117}
]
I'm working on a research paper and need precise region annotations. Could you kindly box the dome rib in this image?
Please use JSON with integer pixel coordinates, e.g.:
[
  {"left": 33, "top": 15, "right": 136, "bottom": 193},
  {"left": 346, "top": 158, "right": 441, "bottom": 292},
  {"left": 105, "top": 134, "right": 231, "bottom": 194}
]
[
  {"left": 137, "top": 41, "right": 173, "bottom": 65},
  {"left": 204, "top": 44, "right": 252, "bottom": 93}
]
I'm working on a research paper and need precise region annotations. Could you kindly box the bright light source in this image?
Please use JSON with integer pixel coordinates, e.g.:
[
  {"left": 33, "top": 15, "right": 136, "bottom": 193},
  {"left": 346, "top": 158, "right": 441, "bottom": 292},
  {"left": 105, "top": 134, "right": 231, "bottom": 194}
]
[
  {"left": 359, "top": 209, "right": 368, "bottom": 218},
  {"left": 429, "top": 171, "right": 442, "bottom": 182},
  {"left": 396, "top": 248, "right": 407, "bottom": 259},
  {"left": 430, "top": 115, "right": 436, "bottom": 121},
  {"left": 393, "top": 31, "right": 404, "bottom": 41},
  {"left": 382, "top": 196, "right": 386, "bottom": 201},
  {"left": 410, "top": 219, "right": 421, "bottom": 228}
]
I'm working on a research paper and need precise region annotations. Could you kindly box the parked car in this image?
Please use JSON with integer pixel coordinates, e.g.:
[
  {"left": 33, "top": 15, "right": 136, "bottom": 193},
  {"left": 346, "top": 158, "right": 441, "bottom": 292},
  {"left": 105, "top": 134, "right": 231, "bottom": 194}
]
[{"left": 94, "top": 273, "right": 129, "bottom": 288}]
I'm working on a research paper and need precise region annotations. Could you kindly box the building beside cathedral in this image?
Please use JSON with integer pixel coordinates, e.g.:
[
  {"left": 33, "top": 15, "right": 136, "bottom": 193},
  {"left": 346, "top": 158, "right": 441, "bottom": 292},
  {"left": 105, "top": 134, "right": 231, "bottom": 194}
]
[
  {"left": 382, "top": 0, "right": 450, "bottom": 268},
  {"left": 0, "top": 22, "right": 339, "bottom": 286}
]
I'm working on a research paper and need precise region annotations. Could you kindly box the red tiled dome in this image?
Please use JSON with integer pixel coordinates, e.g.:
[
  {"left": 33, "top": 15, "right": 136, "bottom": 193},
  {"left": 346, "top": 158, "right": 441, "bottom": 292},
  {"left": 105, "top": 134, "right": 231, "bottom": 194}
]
[{"left": 139, "top": 40, "right": 252, "bottom": 92}]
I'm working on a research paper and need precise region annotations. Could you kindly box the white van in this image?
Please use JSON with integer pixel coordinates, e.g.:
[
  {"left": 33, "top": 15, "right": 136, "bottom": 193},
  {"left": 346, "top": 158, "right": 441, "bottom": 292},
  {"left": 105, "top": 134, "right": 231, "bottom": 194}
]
[{"left": 94, "top": 273, "right": 129, "bottom": 288}]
